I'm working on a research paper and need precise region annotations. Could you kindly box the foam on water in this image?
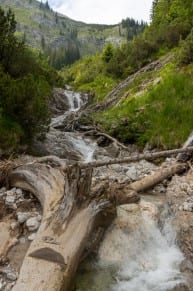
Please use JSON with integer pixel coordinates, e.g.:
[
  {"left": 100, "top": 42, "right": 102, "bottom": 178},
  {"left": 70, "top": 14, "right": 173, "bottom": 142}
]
[
  {"left": 65, "top": 90, "right": 84, "bottom": 111},
  {"left": 65, "top": 133, "right": 97, "bottom": 162},
  {"left": 112, "top": 214, "right": 185, "bottom": 291}
]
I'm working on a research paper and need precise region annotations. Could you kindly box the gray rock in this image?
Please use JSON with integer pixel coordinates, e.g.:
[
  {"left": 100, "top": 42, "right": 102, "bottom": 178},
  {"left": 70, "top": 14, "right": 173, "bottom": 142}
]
[
  {"left": 5, "top": 196, "right": 15, "bottom": 205},
  {"left": 28, "top": 233, "right": 37, "bottom": 241},
  {"left": 26, "top": 217, "right": 40, "bottom": 232},
  {"left": 15, "top": 188, "right": 23, "bottom": 198},
  {"left": 17, "top": 212, "right": 30, "bottom": 224},
  {"left": 126, "top": 165, "right": 138, "bottom": 181},
  {"left": 181, "top": 201, "right": 193, "bottom": 212},
  {"left": 5, "top": 271, "right": 17, "bottom": 281},
  {"left": 0, "top": 187, "right": 6, "bottom": 193}
]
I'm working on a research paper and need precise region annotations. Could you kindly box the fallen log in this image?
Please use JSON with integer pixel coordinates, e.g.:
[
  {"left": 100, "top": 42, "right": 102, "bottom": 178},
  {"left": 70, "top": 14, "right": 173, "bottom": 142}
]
[
  {"left": 9, "top": 145, "right": 193, "bottom": 290},
  {"left": 79, "top": 146, "right": 193, "bottom": 169},
  {"left": 10, "top": 164, "right": 116, "bottom": 291},
  {"left": 130, "top": 162, "right": 188, "bottom": 193}
]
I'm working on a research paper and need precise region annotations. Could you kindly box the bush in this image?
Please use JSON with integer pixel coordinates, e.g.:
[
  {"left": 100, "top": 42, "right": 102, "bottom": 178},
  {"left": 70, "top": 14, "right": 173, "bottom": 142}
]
[
  {"left": 0, "top": 117, "right": 23, "bottom": 150},
  {"left": 0, "top": 68, "right": 51, "bottom": 146},
  {"left": 178, "top": 29, "right": 193, "bottom": 66}
]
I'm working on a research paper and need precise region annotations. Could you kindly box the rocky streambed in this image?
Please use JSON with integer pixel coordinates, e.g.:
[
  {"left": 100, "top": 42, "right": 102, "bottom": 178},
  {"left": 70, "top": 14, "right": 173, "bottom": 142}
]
[{"left": 0, "top": 88, "right": 193, "bottom": 291}]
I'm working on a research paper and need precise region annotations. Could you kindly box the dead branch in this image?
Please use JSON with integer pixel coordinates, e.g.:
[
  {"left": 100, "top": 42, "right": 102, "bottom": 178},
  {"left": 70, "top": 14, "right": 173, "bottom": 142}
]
[{"left": 79, "top": 146, "right": 193, "bottom": 169}]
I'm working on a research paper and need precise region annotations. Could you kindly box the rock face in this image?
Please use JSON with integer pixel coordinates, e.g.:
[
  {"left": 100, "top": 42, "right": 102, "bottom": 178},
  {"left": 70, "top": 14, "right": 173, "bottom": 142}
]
[
  {"left": 50, "top": 88, "right": 70, "bottom": 116},
  {"left": 166, "top": 173, "right": 193, "bottom": 289},
  {"left": 32, "top": 128, "right": 82, "bottom": 160}
]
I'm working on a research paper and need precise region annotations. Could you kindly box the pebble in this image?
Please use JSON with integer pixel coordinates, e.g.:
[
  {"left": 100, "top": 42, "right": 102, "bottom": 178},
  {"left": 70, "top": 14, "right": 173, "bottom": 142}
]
[
  {"left": 26, "top": 217, "right": 41, "bottom": 232},
  {"left": 15, "top": 188, "right": 22, "bottom": 197},
  {"left": 28, "top": 233, "right": 36, "bottom": 241},
  {"left": 5, "top": 271, "right": 17, "bottom": 281},
  {"left": 5, "top": 196, "right": 15, "bottom": 205},
  {"left": 17, "top": 212, "right": 30, "bottom": 224}
]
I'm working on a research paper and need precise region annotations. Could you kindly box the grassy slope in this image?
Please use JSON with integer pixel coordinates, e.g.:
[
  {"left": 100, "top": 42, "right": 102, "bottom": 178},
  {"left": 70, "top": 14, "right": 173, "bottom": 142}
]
[{"left": 94, "top": 57, "right": 193, "bottom": 149}]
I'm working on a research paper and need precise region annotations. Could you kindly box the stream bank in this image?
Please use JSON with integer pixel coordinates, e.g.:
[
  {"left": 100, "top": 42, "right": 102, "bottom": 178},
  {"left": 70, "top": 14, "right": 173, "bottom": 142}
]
[{"left": 0, "top": 87, "right": 193, "bottom": 291}]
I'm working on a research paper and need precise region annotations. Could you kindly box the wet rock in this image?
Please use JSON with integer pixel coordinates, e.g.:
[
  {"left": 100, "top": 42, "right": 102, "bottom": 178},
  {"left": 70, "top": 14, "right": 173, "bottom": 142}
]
[
  {"left": 170, "top": 283, "right": 190, "bottom": 291},
  {"left": 32, "top": 128, "right": 82, "bottom": 160},
  {"left": 26, "top": 217, "right": 41, "bottom": 232},
  {"left": 50, "top": 88, "right": 70, "bottom": 115},
  {"left": 166, "top": 173, "right": 193, "bottom": 288}
]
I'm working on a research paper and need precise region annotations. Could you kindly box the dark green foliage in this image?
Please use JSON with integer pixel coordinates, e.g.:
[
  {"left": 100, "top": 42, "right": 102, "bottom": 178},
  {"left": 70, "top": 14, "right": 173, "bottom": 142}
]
[
  {"left": 0, "top": 7, "right": 23, "bottom": 72},
  {"left": 121, "top": 18, "right": 147, "bottom": 41},
  {"left": 178, "top": 29, "right": 193, "bottom": 66},
  {"left": 0, "top": 70, "right": 50, "bottom": 142},
  {"left": 102, "top": 43, "right": 114, "bottom": 63},
  {"left": 0, "top": 6, "right": 62, "bottom": 150},
  {"left": 39, "top": 1, "right": 51, "bottom": 11},
  {"left": 47, "top": 43, "right": 80, "bottom": 69}
]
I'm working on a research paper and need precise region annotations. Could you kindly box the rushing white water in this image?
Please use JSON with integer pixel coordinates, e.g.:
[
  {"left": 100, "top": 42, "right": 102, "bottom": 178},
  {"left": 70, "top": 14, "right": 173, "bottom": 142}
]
[
  {"left": 50, "top": 89, "right": 186, "bottom": 291},
  {"left": 65, "top": 90, "right": 85, "bottom": 111},
  {"left": 64, "top": 132, "right": 97, "bottom": 162},
  {"left": 112, "top": 213, "right": 185, "bottom": 291},
  {"left": 76, "top": 203, "right": 185, "bottom": 291},
  {"left": 50, "top": 89, "right": 96, "bottom": 162}
]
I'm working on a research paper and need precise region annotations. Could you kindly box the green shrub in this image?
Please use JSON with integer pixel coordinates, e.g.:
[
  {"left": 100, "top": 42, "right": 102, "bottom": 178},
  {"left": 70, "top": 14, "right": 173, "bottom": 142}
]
[
  {"left": 178, "top": 29, "right": 193, "bottom": 66},
  {"left": 0, "top": 117, "right": 23, "bottom": 150},
  {"left": 0, "top": 69, "right": 50, "bottom": 146}
]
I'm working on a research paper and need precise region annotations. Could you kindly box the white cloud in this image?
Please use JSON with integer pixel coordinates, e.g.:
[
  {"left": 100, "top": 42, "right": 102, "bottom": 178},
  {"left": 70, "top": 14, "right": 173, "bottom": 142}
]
[{"left": 42, "top": 0, "right": 153, "bottom": 24}]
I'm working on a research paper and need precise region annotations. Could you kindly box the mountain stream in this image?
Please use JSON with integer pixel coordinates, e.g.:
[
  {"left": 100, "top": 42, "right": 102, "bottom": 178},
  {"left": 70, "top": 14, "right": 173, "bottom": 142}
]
[{"left": 51, "top": 89, "right": 186, "bottom": 291}]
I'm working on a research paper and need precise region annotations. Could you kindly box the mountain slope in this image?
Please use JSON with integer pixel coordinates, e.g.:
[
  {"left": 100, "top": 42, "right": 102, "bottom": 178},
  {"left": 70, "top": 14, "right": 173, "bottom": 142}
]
[{"left": 0, "top": 0, "right": 124, "bottom": 57}]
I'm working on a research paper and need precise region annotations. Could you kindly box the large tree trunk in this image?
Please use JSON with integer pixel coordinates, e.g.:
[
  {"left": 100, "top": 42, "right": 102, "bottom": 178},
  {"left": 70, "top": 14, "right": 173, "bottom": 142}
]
[
  {"left": 10, "top": 164, "right": 116, "bottom": 291},
  {"left": 9, "top": 146, "right": 192, "bottom": 291}
]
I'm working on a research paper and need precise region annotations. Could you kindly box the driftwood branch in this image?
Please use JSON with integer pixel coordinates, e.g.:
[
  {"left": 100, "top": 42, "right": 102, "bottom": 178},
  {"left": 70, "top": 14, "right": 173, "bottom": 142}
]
[
  {"left": 84, "top": 129, "right": 129, "bottom": 151},
  {"left": 79, "top": 146, "right": 193, "bottom": 169},
  {"left": 130, "top": 162, "right": 188, "bottom": 193}
]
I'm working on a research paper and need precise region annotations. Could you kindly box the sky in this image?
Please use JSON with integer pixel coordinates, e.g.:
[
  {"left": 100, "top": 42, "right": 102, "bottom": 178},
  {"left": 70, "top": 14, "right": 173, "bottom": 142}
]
[{"left": 41, "top": 0, "right": 153, "bottom": 24}]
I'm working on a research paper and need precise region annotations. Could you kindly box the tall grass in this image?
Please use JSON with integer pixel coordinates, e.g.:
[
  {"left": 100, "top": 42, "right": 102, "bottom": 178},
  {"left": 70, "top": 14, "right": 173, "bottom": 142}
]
[{"left": 96, "top": 72, "right": 193, "bottom": 149}]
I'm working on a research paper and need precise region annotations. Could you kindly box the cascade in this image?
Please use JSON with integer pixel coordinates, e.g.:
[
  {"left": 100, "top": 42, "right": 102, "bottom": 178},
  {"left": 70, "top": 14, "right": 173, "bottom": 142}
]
[{"left": 49, "top": 88, "right": 186, "bottom": 291}]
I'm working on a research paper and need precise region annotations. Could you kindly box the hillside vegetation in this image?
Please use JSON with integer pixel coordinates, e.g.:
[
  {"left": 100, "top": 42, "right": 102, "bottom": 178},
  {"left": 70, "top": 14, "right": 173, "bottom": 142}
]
[
  {"left": 0, "top": 0, "right": 145, "bottom": 69},
  {"left": 63, "top": 0, "right": 193, "bottom": 149},
  {"left": 0, "top": 6, "right": 61, "bottom": 152}
]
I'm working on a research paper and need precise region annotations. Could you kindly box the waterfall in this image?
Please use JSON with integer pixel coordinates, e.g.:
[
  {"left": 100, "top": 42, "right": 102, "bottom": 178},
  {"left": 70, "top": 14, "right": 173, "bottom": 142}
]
[
  {"left": 112, "top": 213, "right": 184, "bottom": 291},
  {"left": 50, "top": 88, "right": 96, "bottom": 162},
  {"left": 65, "top": 90, "right": 85, "bottom": 111},
  {"left": 48, "top": 88, "right": 186, "bottom": 291},
  {"left": 76, "top": 203, "right": 185, "bottom": 291},
  {"left": 64, "top": 132, "right": 97, "bottom": 162}
]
